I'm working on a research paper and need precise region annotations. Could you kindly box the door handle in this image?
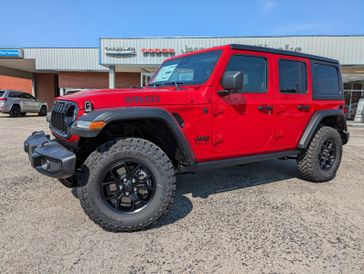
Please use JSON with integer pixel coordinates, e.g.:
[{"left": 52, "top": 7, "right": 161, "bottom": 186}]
[
  {"left": 297, "top": 104, "right": 310, "bottom": 111},
  {"left": 258, "top": 105, "right": 273, "bottom": 113}
]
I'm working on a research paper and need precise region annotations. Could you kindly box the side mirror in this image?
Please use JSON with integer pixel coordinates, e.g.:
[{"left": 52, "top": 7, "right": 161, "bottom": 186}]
[{"left": 221, "top": 71, "right": 244, "bottom": 91}]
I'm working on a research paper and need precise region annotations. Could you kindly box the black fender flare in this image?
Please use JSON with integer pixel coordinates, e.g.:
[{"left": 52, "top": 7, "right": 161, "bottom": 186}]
[
  {"left": 71, "top": 107, "right": 195, "bottom": 165},
  {"left": 298, "top": 109, "right": 349, "bottom": 149}
]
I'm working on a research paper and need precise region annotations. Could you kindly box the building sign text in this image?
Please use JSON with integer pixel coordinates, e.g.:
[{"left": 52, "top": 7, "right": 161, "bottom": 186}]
[{"left": 142, "top": 48, "right": 175, "bottom": 54}]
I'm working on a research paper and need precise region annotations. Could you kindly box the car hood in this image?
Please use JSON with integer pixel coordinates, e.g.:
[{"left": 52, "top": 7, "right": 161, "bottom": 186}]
[{"left": 56, "top": 87, "right": 209, "bottom": 111}]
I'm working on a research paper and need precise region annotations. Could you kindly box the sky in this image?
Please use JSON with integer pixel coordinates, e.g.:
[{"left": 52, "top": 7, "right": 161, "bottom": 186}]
[{"left": 0, "top": 0, "right": 363, "bottom": 48}]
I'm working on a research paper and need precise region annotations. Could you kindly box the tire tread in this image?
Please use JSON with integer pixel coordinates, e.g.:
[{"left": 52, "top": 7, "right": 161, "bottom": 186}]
[
  {"left": 79, "top": 138, "right": 176, "bottom": 232},
  {"left": 298, "top": 126, "right": 342, "bottom": 182}
]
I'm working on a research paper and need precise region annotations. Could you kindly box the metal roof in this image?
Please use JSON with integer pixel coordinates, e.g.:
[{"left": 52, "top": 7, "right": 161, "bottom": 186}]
[
  {"left": 2, "top": 36, "right": 362, "bottom": 72},
  {"left": 100, "top": 36, "right": 364, "bottom": 66},
  {"left": 23, "top": 48, "right": 106, "bottom": 71}
]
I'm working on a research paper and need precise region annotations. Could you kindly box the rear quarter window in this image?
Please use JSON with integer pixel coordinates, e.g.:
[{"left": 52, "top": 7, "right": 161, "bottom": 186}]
[
  {"left": 312, "top": 62, "right": 343, "bottom": 100},
  {"left": 0, "top": 91, "right": 4, "bottom": 97}
]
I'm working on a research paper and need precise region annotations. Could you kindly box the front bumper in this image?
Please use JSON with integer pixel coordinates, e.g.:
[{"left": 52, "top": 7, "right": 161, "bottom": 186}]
[{"left": 24, "top": 131, "right": 76, "bottom": 178}]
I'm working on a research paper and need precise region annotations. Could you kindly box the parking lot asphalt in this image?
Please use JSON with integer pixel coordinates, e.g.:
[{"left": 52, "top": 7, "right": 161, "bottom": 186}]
[{"left": 0, "top": 114, "right": 363, "bottom": 273}]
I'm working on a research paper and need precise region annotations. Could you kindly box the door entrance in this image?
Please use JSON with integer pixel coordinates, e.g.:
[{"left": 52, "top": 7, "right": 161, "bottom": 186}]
[{"left": 141, "top": 72, "right": 154, "bottom": 87}]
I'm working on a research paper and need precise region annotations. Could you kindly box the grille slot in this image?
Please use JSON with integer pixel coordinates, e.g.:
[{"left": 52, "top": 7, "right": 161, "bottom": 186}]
[{"left": 50, "top": 101, "right": 77, "bottom": 138}]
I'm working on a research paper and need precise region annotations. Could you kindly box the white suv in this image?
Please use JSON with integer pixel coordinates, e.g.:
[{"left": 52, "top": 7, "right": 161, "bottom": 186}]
[{"left": 0, "top": 90, "right": 47, "bottom": 117}]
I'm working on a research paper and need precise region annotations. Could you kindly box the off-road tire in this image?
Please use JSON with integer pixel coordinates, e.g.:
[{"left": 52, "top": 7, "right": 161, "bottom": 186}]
[
  {"left": 9, "top": 105, "right": 20, "bottom": 117},
  {"left": 298, "top": 126, "right": 342, "bottom": 182},
  {"left": 39, "top": 106, "right": 47, "bottom": 116},
  {"left": 79, "top": 138, "right": 176, "bottom": 232}
]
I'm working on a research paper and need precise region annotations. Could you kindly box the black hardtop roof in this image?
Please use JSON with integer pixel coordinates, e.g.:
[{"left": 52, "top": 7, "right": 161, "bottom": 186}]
[{"left": 230, "top": 44, "right": 339, "bottom": 64}]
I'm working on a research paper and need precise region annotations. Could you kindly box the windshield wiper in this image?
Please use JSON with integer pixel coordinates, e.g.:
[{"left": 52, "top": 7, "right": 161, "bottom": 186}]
[
  {"left": 163, "top": 81, "right": 184, "bottom": 90},
  {"left": 147, "top": 83, "right": 161, "bottom": 88}
]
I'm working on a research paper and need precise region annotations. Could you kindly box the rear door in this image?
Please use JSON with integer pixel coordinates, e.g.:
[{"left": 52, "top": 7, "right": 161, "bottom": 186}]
[
  {"left": 274, "top": 57, "right": 313, "bottom": 149},
  {"left": 212, "top": 50, "right": 276, "bottom": 158}
]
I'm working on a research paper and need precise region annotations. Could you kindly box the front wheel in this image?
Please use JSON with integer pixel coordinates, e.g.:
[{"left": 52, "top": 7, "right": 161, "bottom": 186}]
[
  {"left": 39, "top": 106, "right": 47, "bottom": 116},
  {"left": 79, "top": 138, "right": 176, "bottom": 232},
  {"left": 298, "top": 126, "right": 342, "bottom": 182}
]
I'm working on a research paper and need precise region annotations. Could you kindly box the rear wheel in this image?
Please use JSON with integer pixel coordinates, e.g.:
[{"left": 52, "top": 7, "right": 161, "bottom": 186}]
[
  {"left": 39, "top": 106, "right": 47, "bottom": 116},
  {"left": 9, "top": 105, "right": 21, "bottom": 117},
  {"left": 298, "top": 126, "right": 342, "bottom": 182},
  {"left": 79, "top": 138, "right": 176, "bottom": 232}
]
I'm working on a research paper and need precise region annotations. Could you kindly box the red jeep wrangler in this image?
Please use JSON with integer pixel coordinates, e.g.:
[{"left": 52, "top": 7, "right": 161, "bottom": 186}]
[{"left": 24, "top": 44, "right": 349, "bottom": 232}]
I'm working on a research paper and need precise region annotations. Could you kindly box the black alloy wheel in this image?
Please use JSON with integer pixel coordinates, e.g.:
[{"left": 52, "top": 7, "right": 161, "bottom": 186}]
[
  {"left": 297, "top": 126, "right": 343, "bottom": 182},
  {"left": 318, "top": 139, "right": 336, "bottom": 171},
  {"left": 79, "top": 138, "right": 176, "bottom": 232},
  {"left": 101, "top": 161, "right": 156, "bottom": 214}
]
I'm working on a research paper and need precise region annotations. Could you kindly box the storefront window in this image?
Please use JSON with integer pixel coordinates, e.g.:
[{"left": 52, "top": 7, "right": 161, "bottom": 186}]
[{"left": 342, "top": 67, "right": 364, "bottom": 122}]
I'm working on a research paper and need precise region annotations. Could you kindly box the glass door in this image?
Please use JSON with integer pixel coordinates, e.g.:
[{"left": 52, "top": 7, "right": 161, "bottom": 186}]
[{"left": 141, "top": 72, "right": 154, "bottom": 87}]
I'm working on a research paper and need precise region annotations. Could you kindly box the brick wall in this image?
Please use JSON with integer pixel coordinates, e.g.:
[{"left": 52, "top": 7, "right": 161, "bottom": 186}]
[
  {"left": 58, "top": 72, "right": 140, "bottom": 89},
  {"left": 32, "top": 72, "right": 141, "bottom": 109},
  {"left": 35, "top": 74, "right": 57, "bottom": 109},
  {"left": 0, "top": 75, "right": 32, "bottom": 93}
]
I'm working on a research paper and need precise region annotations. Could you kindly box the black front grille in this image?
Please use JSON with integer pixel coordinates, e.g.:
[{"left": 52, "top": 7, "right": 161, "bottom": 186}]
[{"left": 50, "top": 101, "right": 77, "bottom": 138}]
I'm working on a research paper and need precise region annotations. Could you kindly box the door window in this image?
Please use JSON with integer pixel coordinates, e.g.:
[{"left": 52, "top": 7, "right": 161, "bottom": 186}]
[
  {"left": 279, "top": 60, "right": 307, "bottom": 94},
  {"left": 8, "top": 91, "right": 23, "bottom": 98},
  {"left": 23, "top": 93, "right": 35, "bottom": 100},
  {"left": 224, "top": 55, "right": 267, "bottom": 93}
]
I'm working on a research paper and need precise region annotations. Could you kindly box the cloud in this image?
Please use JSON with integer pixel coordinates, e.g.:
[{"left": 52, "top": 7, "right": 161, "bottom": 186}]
[{"left": 261, "top": 0, "right": 277, "bottom": 14}]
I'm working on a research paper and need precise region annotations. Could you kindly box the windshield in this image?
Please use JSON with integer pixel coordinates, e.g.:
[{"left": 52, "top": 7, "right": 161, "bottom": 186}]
[{"left": 149, "top": 50, "right": 221, "bottom": 87}]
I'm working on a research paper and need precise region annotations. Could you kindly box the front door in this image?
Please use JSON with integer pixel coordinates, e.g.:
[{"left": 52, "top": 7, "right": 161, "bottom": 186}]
[
  {"left": 24, "top": 93, "right": 38, "bottom": 111},
  {"left": 212, "top": 51, "right": 276, "bottom": 159},
  {"left": 12, "top": 91, "right": 32, "bottom": 112}
]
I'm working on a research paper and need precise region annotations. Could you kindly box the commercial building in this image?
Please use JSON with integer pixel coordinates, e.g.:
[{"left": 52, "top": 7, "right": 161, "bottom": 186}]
[{"left": 0, "top": 35, "right": 364, "bottom": 121}]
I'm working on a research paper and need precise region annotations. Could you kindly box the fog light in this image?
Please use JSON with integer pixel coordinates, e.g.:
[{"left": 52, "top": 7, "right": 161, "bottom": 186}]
[
  {"left": 41, "top": 159, "right": 50, "bottom": 171},
  {"left": 39, "top": 158, "right": 61, "bottom": 173}
]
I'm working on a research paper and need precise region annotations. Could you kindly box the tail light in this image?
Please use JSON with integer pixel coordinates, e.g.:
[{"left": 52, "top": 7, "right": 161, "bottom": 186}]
[{"left": 0, "top": 98, "right": 7, "bottom": 101}]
